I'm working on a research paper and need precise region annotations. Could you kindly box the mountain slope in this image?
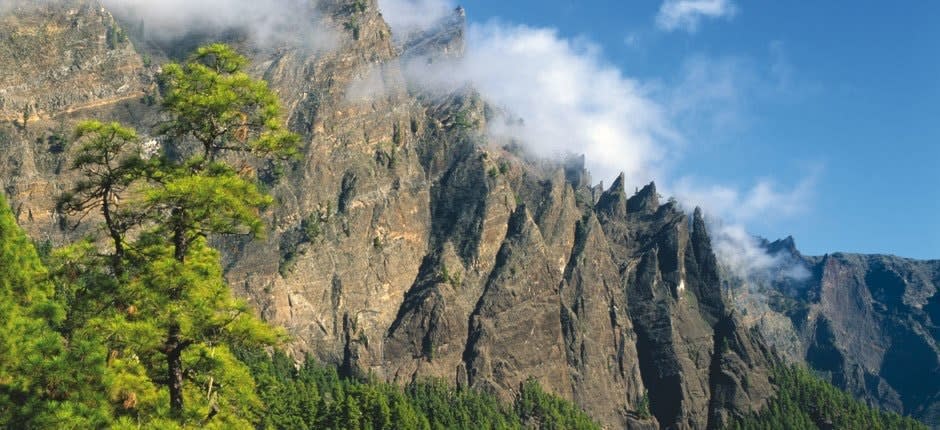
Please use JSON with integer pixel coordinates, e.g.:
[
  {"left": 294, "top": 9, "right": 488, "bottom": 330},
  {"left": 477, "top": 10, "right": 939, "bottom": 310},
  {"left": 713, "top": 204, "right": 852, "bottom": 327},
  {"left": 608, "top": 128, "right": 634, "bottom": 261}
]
[{"left": 733, "top": 238, "right": 940, "bottom": 427}]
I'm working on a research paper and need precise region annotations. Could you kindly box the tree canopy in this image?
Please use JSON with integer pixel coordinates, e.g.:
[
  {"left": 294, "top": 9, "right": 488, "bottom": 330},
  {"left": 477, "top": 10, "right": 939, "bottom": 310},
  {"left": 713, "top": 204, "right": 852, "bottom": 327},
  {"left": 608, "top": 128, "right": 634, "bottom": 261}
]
[
  {"left": 159, "top": 43, "right": 298, "bottom": 167},
  {"left": 4, "top": 43, "right": 299, "bottom": 428},
  {"left": 728, "top": 366, "right": 927, "bottom": 430}
]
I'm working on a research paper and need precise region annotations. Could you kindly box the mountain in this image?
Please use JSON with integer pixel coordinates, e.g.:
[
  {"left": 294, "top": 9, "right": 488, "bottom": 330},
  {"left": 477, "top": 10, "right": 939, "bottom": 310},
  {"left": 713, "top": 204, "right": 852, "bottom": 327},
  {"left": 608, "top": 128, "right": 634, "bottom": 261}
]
[
  {"left": 730, "top": 237, "right": 940, "bottom": 426},
  {"left": 0, "top": 0, "right": 932, "bottom": 429}
]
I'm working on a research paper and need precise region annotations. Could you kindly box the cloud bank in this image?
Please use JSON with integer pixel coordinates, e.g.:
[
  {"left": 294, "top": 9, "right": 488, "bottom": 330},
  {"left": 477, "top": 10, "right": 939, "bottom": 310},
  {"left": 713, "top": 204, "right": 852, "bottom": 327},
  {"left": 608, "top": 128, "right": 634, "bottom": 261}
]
[
  {"left": 656, "top": 0, "right": 737, "bottom": 33},
  {"left": 100, "top": 0, "right": 336, "bottom": 50},
  {"left": 401, "top": 22, "right": 679, "bottom": 187}
]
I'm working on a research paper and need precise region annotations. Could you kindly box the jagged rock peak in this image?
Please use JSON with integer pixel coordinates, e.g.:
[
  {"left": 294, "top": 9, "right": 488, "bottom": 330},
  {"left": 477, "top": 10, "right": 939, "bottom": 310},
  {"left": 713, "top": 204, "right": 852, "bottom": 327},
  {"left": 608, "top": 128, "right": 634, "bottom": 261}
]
[
  {"left": 767, "top": 235, "right": 799, "bottom": 256},
  {"left": 692, "top": 207, "right": 707, "bottom": 233},
  {"left": 595, "top": 173, "right": 628, "bottom": 219},
  {"left": 627, "top": 181, "right": 659, "bottom": 214},
  {"left": 610, "top": 172, "right": 627, "bottom": 194}
]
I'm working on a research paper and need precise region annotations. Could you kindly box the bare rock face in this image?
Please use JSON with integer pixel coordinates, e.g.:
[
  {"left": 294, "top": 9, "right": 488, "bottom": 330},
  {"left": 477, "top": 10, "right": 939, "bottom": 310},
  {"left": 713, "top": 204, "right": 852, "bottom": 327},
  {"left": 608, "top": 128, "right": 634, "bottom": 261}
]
[
  {"left": 1, "top": 1, "right": 779, "bottom": 428},
  {"left": 0, "top": 0, "right": 152, "bottom": 241},
  {"left": 0, "top": 0, "right": 148, "bottom": 122},
  {"left": 799, "top": 254, "right": 940, "bottom": 426},
  {"left": 731, "top": 237, "right": 940, "bottom": 427}
]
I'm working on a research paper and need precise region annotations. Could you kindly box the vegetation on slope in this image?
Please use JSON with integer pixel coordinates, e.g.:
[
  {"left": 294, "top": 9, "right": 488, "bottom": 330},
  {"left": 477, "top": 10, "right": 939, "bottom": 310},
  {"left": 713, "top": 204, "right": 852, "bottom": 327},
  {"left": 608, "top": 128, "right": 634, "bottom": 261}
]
[
  {"left": 238, "top": 348, "right": 600, "bottom": 430},
  {"left": 728, "top": 366, "right": 926, "bottom": 430}
]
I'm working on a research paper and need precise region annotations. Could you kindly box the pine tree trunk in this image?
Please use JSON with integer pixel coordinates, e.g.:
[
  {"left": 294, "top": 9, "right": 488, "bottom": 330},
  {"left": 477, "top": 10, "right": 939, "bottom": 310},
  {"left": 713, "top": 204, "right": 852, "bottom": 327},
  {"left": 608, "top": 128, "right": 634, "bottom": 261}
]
[
  {"left": 167, "top": 323, "right": 184, "bottom": 417},
  {"left": 101, "top": 189, "right": 124, "bottom": 277}
]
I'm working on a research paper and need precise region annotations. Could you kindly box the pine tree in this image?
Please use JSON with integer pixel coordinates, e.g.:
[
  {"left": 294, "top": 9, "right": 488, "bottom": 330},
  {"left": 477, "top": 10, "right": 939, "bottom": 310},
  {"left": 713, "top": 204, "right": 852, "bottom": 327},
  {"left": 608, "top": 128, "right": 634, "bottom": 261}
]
[
  {"left": 0, "top": 194, "right": 114, "bottom": 428},
  {"left": 158, "top": 43, "right": 298, "bottom": 169},
  {"left": 133, "top": 43, "right": 300, "bottom": 421},
  {"left": 57, "top": 121, "right": 145, "bottom": 276},
  {"left": 44, "top": 43, "right": 300, "bottom": 427}
]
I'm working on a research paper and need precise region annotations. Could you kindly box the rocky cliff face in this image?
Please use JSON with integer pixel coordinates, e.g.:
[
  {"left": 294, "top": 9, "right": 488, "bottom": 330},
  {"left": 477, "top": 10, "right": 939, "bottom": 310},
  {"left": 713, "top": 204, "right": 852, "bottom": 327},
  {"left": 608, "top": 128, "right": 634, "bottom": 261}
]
[
  {"left": 0, "top": 0, "right": 153, "bottom": 243},
  {"left": 732, "top": 238, "right": 940, "bottom": 427},
  {"left": 1, "top": 1, "right": 779, "bottom": 428}
]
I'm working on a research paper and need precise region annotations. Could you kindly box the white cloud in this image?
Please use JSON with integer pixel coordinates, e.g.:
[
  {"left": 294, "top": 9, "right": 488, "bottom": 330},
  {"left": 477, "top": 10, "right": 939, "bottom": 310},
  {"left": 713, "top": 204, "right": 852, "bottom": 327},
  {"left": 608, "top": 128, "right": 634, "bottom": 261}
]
[
  {"left": 403, "top": 22, "right": 679, "bottom": 186},
  {"left": 378, "top": 0, "right": 457, "bottom": 37},
  {"left": 656, "top": 0, "right": 738, "bottom": 33},
  {"left": 672, "top": 173, "right": 818, "bottom": 224},
  {"left": 100, "top": 0, "right": 337, "bottom": 50}
]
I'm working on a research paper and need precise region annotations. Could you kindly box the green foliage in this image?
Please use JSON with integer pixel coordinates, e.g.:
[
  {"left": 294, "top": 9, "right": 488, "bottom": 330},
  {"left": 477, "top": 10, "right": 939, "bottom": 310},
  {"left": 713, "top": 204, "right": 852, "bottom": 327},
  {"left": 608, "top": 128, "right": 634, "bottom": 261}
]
[
  {"left": 728, "top": 366, "right": 927, "bottom": 430},
  {"left": 499, "top": 161, "right": 510, "bottom": 175},
  {"left": 516, "top": 378, "right": 600, "bottom": 430},
  {"left": 636, "top": 391, "right": 651, "bottom": 419},
  {"left": 302, "top": 213, "right": 323, "bottom": 243},
  {"left": 143, "top": 163, "right": 274, "bottom": 250},
  {"left": 124, "top": 43, "right": 296, "bottom": 422},
  {"left": 351, "top": 0, "right": 367, "bottom": 13},
  {"left": 454, "top": 110, "right": 473, "bottom": 129},
  {"left": 45, "top": 132, "right": 68, "bottom": 154},
  {"left": 106, "top": 24, "right": 128, "bottom": 50},
  {"left": 0, "top": 43, "right": 299, "bottom": 428},
  {"left": 440, "top": 264, "right": 462, "bottom": 288},
  {"left": 0, "top": 194, "right": 75, "bottom": 428},
  {"left": 488, "top": 162, "right": 511, "bottom": 179},
  {"left": 58, "top": 121, "right": 146, "bottom": 274},
  {"left": 159, "top": 43, "right": 299, "bottom": 167},
  {"left": 20, "top": 104, "right": 31, "bottom": 130},
  {"left": 392, "top": 123, "right": 404, "bottom": 146},
  {"left": 237, "top": 350, "right": 599, "bottom": 430},
  {"left": 344, "top": 18, "right": 362, "bottom": 40}
]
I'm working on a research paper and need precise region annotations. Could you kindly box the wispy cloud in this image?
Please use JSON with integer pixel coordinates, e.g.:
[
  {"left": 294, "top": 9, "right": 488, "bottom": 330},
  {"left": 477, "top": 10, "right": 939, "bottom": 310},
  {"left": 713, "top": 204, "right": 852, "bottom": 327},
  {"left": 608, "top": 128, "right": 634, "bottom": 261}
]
[
  {"left": 101, "top": 0, "right": 336, "bottom": 50},
  {"left": 378, "top": 0, "right": 457, "bottom": 37},
  {"left": 667, "top": 54, "right": 752, "bottom": 134},
  {"left": 401, "top": 21, "right": 679, "bottom": 186},
  {"left": 655, "top": 0, "right": 738, "bottom": 33},
  {"left": 711, "top": 223, "right": 810, "bottom": 281},
  {"left": 672, "top": 173, "right": 819, "bottom": 225}
]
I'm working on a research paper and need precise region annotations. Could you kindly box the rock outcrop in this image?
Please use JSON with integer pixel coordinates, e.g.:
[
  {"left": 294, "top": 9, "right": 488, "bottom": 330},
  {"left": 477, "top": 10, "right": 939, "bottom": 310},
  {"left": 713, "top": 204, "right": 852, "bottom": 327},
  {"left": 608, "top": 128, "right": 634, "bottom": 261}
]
[{"left": 730, "top": 237, "right": 940, "bottom": 427}]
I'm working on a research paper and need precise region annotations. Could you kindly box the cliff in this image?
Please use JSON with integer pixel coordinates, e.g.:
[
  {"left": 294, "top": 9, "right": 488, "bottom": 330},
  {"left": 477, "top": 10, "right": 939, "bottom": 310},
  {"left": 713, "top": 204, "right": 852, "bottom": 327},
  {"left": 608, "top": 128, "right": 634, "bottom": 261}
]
[{"left": 730, "top": 237, "right": 940, "bottom": 427}]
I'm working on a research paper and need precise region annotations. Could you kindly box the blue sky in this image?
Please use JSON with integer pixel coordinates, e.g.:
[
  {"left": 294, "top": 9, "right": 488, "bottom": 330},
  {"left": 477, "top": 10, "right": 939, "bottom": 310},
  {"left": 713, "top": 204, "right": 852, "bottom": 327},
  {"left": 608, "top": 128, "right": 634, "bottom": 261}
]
[{"left": 381, "top": 0, "right": 940, "bottom": 260}]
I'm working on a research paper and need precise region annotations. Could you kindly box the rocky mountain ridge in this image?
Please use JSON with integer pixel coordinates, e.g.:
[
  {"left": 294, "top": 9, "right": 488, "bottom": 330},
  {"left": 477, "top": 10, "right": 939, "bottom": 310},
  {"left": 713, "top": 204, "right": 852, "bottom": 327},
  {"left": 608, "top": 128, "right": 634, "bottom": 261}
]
[
  {"left": 730, "top": 238, "right": 940, "bottom": 427},
  {"left": 1, "top": 1, "right": 933, "bottom": 429}
]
